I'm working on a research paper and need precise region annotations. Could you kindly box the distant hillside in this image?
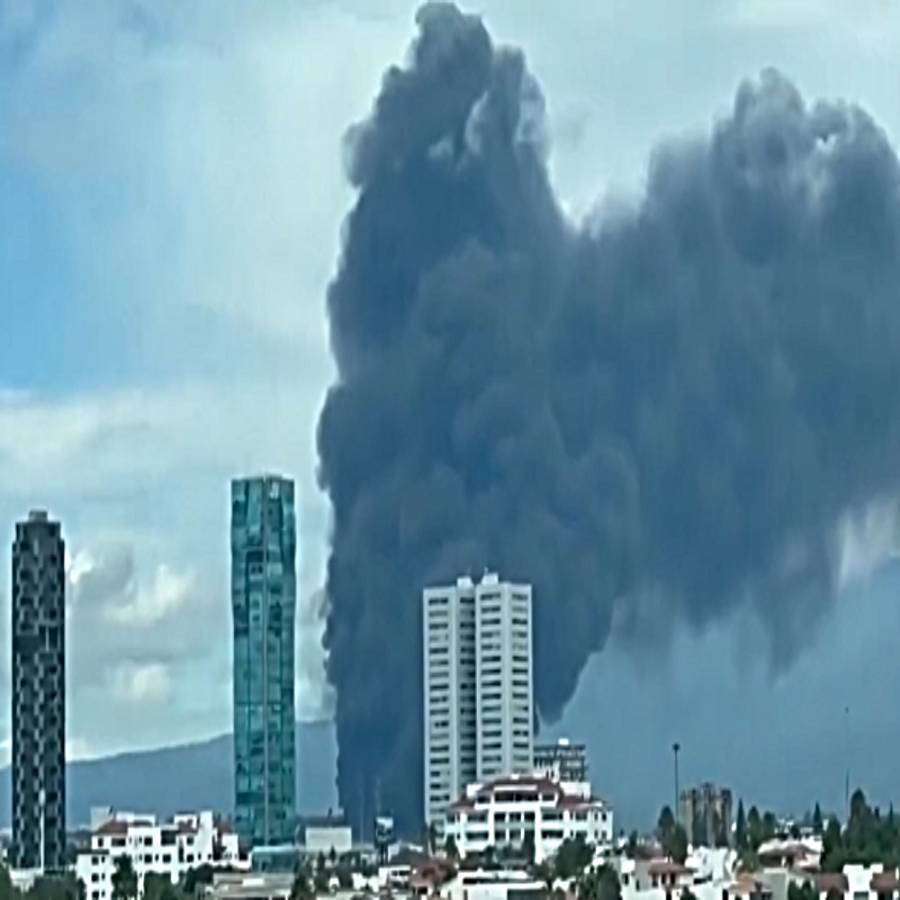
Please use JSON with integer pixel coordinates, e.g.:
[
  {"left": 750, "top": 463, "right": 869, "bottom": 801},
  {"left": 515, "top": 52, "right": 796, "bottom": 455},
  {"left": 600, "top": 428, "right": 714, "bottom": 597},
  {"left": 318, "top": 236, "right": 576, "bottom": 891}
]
[{"left": 0, "top": 720, "right": 338, "bottom": 828}]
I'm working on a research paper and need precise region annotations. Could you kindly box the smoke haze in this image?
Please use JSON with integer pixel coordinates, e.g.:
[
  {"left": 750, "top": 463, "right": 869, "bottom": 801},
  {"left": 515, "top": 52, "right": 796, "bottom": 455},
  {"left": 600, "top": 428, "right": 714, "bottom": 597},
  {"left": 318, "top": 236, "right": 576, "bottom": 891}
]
[{"left": 316, "top": 2, "right": 900, "bottom": 830}]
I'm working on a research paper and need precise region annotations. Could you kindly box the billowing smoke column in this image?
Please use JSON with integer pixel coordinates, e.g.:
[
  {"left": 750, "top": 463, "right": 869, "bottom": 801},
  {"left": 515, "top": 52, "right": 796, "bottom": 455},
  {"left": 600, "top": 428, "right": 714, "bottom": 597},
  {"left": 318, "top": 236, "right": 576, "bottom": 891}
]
[{"left": 317, "top": 2, "right": 900, "bottom": 831}]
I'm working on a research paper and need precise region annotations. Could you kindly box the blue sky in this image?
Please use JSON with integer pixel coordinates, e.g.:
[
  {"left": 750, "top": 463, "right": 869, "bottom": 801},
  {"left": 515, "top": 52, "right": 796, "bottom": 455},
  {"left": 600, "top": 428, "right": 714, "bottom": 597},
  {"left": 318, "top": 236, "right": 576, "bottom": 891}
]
[{"left": 1, "top": 0, "right": 899, "bottom": 822}]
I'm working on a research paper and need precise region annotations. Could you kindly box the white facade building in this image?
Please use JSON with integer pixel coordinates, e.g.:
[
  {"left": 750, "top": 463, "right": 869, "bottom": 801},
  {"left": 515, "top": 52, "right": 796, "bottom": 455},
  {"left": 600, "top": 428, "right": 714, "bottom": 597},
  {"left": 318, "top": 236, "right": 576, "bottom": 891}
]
[
  {"left": 443, "top": 774, "right": 613, "bottom": 864},
  {"left": 76, "top": 810, "right": 241, "bottom": 900},
  {"left": 423, "top": 573, "right": 533, "bottom": 827},
  {"left": 436, "top": 869, "right": 546, "bottom": 900}
]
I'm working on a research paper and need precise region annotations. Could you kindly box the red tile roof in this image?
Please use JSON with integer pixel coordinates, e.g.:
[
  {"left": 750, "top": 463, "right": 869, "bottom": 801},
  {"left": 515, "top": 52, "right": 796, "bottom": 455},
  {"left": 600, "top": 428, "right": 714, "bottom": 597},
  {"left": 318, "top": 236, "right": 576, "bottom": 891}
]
[
  {"left": 729, "top": 877, "right": 771, "bottom": 896},
  {"left": 649, "top": 862, "right": 693, "bottom": 876},
  {"left": 95, "top": 818, "right": 154, "bottom": 836},
  {"left": 871, "top": 872, "right": 900, "bottom": 892},
  {"left": 812, "top": 874, "right": 849, "bottom": 893}
]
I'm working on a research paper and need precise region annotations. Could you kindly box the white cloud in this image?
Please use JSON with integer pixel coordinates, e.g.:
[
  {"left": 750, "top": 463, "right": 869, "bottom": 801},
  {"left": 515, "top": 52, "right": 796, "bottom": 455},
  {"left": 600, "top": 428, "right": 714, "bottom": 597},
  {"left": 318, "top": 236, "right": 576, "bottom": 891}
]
[
  {"left": 104, "top": 563, "right": 193, "bottom": 627},
  {"left": 296, "top": 588, "right": 335, "bottom": 722},
  {"left": 65, "top": 737, "right": 93, "bottom": 761},
  {"left": 111, "top": 662, "right": 173, "bottom": 704},
  {"left": 837, "top": 499, "right": 900, "bottom": 588}
]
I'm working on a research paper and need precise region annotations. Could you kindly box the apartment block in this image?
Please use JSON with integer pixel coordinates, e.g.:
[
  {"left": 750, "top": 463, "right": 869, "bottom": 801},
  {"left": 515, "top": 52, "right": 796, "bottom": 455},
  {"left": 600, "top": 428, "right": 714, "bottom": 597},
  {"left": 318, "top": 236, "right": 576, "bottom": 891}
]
[{"left": 423, "top": 572, "right": 533, "bottom": 827}]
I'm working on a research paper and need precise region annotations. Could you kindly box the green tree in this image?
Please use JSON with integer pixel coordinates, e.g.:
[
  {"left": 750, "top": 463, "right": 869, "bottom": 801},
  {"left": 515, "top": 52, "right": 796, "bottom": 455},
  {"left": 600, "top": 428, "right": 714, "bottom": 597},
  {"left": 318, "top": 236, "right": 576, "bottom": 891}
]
[
  {"left": 762, "top": 812, "right": 777, "bottom": 842},
  {"left": 664, "top": 825, "right": 688, "bottom": 866},
  {"left": 181, "top": 866, "right": 214, "bottom": 898},
  {"left": 682, "top": 889, "right": 698, "bottom": 900},
  {"left": 554, "top": 836, "right": 593, "bottom": 880},
  {"left": 1, "top": 868, "right": 16, "bottom": 900},
  {"left": 111, "top": 857, "right": 138, "bottom": 900},
  {"left": 142, "top": 873, "right": 180, "bottom": 900},
  {"left": 29, "top": 875, "right": 82, "bottom": 900},
  {"left": 657, "top": 806, "right": 676, "bottom": 843},
  {"left": 747, "top": 807, "right": 763, "bottom": 851},
  {"left": 522, "top": 832, "right": 535, "bottom": 866},
  {"left": 822, "top": 818, "right": 844, "bottom": 872},
  {"left": 444, "top": 835, "right": 459, "bottom": 861},
  {"left": 812, "top": 804, "right": 823, "bottom": 835},
  {"left": 579, "top": 866, "right": 620, "bottom": 900},
  {"left": 534, "top": 862, "right": 554, "bottom": 892},
  {"left": 290, "top": 870, "right": 314, "bottom": 900},
  {"left": 313, "top": 870, "right": 329, "bottom": 895},
  {"left": 336, "top": 865, "right": 353, "bottom": 891},
  {"left": 627, "top": 831, "right": 639, "bottom": 858},
  {"left": 788, "top": 883, "right": 817, "bottom": 900},
  {"left": 735, "top": 801, "right": 747, "bottom": 851}
]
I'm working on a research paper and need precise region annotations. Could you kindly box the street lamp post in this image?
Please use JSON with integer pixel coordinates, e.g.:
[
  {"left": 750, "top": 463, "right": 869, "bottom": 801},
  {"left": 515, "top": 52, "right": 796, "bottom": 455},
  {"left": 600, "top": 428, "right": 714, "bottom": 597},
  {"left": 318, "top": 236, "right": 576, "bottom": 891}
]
[{"left": 673, "top": 742, "right": 681, "bottom": 822}]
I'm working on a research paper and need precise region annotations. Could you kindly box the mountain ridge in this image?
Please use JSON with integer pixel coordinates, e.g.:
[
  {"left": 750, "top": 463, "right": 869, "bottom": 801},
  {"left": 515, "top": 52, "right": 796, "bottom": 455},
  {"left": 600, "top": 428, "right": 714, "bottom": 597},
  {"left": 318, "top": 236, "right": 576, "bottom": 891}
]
[{"left": 0, "top": 720, "right": 338, "bottom": 828}]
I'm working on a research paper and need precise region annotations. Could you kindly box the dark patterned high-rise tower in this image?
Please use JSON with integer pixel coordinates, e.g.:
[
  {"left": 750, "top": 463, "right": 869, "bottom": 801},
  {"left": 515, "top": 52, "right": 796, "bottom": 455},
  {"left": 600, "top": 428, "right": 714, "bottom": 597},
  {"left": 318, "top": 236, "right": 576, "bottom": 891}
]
[
  {"left": 11, "top": 510, "right": 66, "bottom": 871},
  {"left": 231, "top": 476, "right": 297, "bottom": 848}
]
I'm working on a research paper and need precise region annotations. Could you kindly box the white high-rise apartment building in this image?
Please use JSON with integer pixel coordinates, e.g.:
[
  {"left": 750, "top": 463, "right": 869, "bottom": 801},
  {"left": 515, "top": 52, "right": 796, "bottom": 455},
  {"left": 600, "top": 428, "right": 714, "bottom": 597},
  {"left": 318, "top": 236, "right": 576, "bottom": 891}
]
[{"left": 423, "top": 572, "right": 533, "bottom": 827}]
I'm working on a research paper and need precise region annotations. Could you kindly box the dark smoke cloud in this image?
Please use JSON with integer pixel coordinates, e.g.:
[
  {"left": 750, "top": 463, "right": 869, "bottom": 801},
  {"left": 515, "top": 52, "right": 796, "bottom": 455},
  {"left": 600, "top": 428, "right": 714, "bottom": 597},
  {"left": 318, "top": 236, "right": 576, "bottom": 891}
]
[{"left": 317, "top": 2, "right": 900, "bottom": 831}]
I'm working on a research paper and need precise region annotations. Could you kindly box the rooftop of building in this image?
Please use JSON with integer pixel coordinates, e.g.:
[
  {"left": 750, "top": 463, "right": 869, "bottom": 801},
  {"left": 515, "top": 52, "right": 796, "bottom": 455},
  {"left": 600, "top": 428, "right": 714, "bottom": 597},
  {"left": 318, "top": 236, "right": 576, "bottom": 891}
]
[
  {"left": 871, "top": 871, "right": 900, "bottom": 891},
  {"left": 648, "top": 861, "right": 694, "bottom": 877},
  {"left": 729, "top": 875, "right": 773, "bottom": 896},
  {"left": 210, "top": 873, "right": 294, "bottom": 900},
  {"left": 811, "top": 873, "right": 849, "bottom": 893},
  {"left": 299, "top": 813, "right": 350, "bottom": 829},
  {"left": 450, "top": 774, "right": 607, "bottom": 813},
  {"left": 95, "top": 819, "right": 153, "bottom": 836}
]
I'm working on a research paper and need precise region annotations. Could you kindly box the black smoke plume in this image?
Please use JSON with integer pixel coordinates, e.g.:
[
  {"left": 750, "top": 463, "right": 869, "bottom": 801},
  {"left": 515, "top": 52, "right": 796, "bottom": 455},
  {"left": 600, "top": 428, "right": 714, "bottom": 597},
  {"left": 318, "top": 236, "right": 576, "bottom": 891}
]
[{"left": 317, "top": 2, "right": 900, "bottom": 832}]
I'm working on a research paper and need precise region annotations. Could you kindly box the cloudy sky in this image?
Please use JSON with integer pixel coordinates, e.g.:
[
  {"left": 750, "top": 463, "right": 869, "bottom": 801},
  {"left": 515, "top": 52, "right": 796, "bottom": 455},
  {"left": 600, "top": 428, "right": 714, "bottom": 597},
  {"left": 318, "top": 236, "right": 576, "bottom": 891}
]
[{"left": 2, "top": 0, "right": 900, "bottom": 821}]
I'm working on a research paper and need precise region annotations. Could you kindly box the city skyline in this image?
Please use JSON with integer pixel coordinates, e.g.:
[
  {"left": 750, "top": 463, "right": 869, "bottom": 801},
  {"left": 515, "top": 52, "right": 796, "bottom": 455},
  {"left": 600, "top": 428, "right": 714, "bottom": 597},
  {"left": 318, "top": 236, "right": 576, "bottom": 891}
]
[{"left": 2, "top": 0, "right": 900, "bottom": 836}]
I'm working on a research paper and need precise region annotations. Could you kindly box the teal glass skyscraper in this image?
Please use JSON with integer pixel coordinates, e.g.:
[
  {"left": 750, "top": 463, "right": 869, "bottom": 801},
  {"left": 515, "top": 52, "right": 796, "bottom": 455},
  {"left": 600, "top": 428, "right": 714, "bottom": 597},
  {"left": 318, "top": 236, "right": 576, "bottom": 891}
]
[{"left": 231, "top": 475, "right": 297, "bottom": 847}]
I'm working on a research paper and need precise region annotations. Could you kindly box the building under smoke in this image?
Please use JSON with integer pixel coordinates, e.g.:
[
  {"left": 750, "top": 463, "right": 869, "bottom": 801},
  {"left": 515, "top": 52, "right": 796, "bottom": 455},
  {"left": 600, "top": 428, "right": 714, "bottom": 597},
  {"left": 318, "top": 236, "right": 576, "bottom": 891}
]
[
  {"left": 422, "top": 572, "right": 533, "bottom": 827},
  {"left": 317, "top": 2, "right": 900, "bottom": 832}
]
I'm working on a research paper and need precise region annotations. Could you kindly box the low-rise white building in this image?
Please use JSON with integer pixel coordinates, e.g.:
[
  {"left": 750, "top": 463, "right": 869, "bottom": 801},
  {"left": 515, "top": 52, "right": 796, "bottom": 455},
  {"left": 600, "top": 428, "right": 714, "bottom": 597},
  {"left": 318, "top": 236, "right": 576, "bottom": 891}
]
[
  {"left": 76, "top": 810, "right": 241, "bottom": 900},
  {"left": 443, "top": 774, "right": 613, "bottom": 863},
  {"left": 436, "top": 869, "right": 546, "bottom": 900}
]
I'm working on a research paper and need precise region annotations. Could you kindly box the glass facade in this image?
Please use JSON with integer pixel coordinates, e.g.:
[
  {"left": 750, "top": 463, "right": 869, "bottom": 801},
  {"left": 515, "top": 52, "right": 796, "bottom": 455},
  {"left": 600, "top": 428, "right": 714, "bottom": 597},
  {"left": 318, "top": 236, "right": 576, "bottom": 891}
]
[{"left": 231, "top": 476, "right": 297, "bottom": 848}]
